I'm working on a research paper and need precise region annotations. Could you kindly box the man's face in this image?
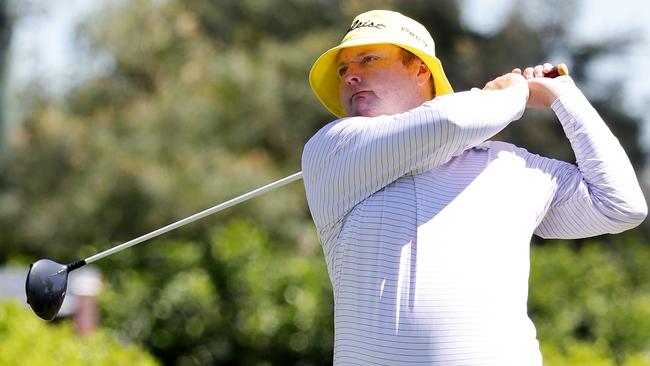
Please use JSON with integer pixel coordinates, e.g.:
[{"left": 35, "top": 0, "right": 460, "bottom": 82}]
[{"left": 337, "top": 44, "right": 429, "bottom": 117}]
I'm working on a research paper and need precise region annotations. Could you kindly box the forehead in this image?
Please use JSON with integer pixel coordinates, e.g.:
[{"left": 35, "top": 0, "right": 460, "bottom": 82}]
[{"left": 337, "top": 44, "right": 403, "bottom": 62}]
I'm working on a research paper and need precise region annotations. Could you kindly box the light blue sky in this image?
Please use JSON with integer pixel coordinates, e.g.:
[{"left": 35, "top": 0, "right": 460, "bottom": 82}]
[
  {"left": 7, "top": 0, "right": 650, "bottom": 147},
  {"left": 8, "top": 0, "right": 104, "bottom": 98}
]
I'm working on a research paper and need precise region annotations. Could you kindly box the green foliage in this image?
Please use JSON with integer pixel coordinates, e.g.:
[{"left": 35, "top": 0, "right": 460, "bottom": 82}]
[
  {"left": 99, "top": 219, "right": 332, "bottom": 365},
  {"left": 530, "top": 239, "right": 650, "bottom": 365},
  {"left": 0, "top": 301, "right": 159, "bottom": 366}
]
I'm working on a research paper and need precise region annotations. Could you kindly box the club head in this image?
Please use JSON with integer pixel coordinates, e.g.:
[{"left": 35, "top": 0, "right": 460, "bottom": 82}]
[{"left": 25, "top": 259, "right": 69, "bottom": 321}]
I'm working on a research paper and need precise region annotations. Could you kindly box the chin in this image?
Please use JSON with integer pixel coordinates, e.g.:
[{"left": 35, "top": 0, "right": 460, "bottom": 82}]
[
  {"left": 351, "top": 111, "right": 374, "bottom": 117},
  {"left": 346, "top": 101, "right": 392, "bottom": 117},
  {"left": 350, "top": 107, "right": 381, "bottom": 117}
]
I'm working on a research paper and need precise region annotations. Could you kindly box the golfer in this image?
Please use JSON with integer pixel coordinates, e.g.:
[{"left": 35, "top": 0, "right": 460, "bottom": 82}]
[{"left": 302, "top": 10, "right": 647, "bottom": 365}]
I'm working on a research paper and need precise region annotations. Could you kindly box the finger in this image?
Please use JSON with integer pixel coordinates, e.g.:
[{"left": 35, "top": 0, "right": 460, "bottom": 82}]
[
  {"left": 471, "top": 87, "right": 481, "bottom": 91},
  {"left": 512, "top": 68, "right": 522, "bottom": 74},
  {"left": 523, "top": 67, "right": 535, "bottom": 79},
  {"left": 533, "top": 65, "right": 544, "bottom": 77},
  {"left": 542, "top": 63, "right": 553, "bottom": 73},
  {"left": 482, "top": 82, "right": 494, "bottom": 90}
]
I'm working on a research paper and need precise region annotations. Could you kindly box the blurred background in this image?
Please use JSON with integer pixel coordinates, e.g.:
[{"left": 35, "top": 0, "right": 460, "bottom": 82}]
[{"left": 0, "top": 0, "right": 649, "bottom": 365}]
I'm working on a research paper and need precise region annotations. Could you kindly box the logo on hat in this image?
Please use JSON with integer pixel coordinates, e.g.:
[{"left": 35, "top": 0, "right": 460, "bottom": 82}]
[
  {"left": 347, "top": 19, "right": 386, "bottom": 32},
  {"left": 400, "top": 26, "right": 429, "bottom": 49}
]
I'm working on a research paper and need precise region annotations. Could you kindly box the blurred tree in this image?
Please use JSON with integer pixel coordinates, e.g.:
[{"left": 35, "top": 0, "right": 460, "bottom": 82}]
[
  {"left": 530, "top": 238, "right": 650, "bottom": 365},
  {"left": 0, "top": 0, "right": 12, "bottom": 142},
  {"left": 0, "top": 0, "right": 648, "bottom": 365},
  {"left": 99, "top": 220, "right": 333, "bottom": 365}
]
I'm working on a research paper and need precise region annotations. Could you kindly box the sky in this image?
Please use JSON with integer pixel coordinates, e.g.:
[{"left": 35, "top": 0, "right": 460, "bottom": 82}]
[
  {"left": 7, "top": 0, "right": 106, "bottom": 100},
  {"left": 6, "top": 0, "right": 650, "bottom": 144}
]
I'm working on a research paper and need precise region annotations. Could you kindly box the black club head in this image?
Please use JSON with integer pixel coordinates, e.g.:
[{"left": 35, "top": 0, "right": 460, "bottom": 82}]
[{"left": 25, "top": 259, "right": 70, "bottom": 321}]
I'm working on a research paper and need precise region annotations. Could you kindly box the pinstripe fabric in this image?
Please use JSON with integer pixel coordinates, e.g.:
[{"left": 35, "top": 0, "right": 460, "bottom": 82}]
[{"left": 302, "top": 88, "right": 646, "bottom": 365}]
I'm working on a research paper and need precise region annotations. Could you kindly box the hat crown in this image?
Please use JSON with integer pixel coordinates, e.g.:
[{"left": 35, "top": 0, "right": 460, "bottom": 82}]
[{"left": 343, "top": 10, "right": 435, "bottom": 54}]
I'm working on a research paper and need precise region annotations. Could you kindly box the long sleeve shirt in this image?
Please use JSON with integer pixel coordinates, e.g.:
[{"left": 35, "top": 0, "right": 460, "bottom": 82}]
[{"left": 301, "top": 87, "right": 647, "bottom": 366}]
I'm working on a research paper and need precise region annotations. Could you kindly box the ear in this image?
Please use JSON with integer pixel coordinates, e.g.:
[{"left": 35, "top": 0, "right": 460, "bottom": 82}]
[{"left": 415, "top": 61, "right": 432, "bottom": 86}]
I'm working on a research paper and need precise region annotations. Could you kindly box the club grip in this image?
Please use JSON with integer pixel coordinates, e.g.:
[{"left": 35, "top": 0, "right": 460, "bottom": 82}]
[{"left": 543, "top": 63, "right": 569, "bottom": 78}]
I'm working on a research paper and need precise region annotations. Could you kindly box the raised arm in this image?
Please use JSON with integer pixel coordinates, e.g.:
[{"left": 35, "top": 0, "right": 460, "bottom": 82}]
[
  {"left": 303, "top": 74, "right": 529, "bottom": 232},
  {"left": 522, "top": 65, "right": 648, "bottom": 238}
]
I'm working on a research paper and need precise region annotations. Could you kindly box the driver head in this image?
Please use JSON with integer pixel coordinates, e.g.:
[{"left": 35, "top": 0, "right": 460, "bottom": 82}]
[{"left": 25, "top": 259, "right": 69, "bottom": 320}]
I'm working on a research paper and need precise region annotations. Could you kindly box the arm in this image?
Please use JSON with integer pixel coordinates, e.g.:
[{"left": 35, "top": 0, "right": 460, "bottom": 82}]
[
  {"left": 303, "top": 76, "right": 528, "bottom": 233},
  {"left": 523, "top": 65, "right": 648, "bottom": 238}
]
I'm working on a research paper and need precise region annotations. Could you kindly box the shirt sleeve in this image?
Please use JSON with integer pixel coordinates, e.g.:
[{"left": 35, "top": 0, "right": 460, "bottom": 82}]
[
  {"left": 302, "top": 87, "right": 527, "bottom": 236},
  {"left": 534, "top": 90, "right": 647, "bottom": 238}
]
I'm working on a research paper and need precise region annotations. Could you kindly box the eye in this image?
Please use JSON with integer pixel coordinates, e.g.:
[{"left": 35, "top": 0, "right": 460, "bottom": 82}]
[{"left": 338, "top": 65, "right": 348, "bottom": 77}]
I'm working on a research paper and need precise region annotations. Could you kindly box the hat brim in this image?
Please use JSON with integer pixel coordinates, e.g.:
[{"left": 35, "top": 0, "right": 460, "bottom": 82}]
[{"left": 309, "top": 38, "right": 454, "bottom": 118}]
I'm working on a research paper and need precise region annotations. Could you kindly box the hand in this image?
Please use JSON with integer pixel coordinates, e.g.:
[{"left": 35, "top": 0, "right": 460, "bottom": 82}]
[
  {"left": 481, "top": 72, "right": 528, "bottom": 92},
  {"left": 474, "top": 72, "right": 529, "bottom": 103},
  {"left": 513, "top": 63, "right": 576, "bottom": 108}
]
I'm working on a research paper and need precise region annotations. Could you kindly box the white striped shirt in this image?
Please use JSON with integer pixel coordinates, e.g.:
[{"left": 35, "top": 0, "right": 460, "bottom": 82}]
[{"left": 301, "top": 87, "right": 647, "bottom": 365}]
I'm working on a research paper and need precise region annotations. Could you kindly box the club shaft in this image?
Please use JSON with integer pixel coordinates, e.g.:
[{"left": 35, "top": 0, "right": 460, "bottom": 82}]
[{"left": 84, "top": 171, "right": 303, "bottom": 264}]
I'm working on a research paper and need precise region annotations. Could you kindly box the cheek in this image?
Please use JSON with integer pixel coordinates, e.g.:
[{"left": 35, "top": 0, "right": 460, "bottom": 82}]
[
  {"left": 380, "top": 75, "right": 409, "bottom": 98},
  {"left": 338, "top": 81, "right": 351, "bottom": 103}
]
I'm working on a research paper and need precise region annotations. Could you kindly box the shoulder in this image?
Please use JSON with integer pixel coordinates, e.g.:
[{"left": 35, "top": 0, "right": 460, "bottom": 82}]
[
  {"left": 304, "top": 117, "right": 361, "bottom": 145},
  {"left": 302, "top": 118, "right": 351, "bottom": 175}
]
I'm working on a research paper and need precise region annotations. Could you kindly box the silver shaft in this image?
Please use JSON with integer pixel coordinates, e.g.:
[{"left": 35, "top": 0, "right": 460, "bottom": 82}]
[{"left": 84, "top": 171, "right": 303, "bottom": 264}]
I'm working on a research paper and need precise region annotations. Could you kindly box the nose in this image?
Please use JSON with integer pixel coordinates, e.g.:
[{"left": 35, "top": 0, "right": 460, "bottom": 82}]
[{"left": 342, "top": 63, "right": 361, "bottom": 85}]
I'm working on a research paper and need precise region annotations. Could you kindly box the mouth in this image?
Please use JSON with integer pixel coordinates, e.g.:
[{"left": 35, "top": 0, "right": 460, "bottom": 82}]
[{"left": 350, "top": 90, "right": 371, "bottom": 103}]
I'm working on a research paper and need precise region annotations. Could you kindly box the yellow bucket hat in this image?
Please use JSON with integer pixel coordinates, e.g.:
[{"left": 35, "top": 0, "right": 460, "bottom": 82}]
[{"left": 309, "top": 10, "right": 454, "bottom": 118}]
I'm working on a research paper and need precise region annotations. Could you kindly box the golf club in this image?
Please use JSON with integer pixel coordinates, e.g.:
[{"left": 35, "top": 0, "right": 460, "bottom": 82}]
[{"left": 26, "top": 171, "right": 303, "bottom": 320}]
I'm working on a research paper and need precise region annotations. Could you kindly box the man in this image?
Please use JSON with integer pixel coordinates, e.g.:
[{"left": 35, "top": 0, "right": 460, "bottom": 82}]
[{"left": 302, "top": 9, "right": 647, "bottom": 366}]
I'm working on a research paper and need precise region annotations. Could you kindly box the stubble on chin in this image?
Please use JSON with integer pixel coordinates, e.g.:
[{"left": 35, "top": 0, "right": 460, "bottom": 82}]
[{"left": 349, "top": 93, "right": 379, "bottom": 117}]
